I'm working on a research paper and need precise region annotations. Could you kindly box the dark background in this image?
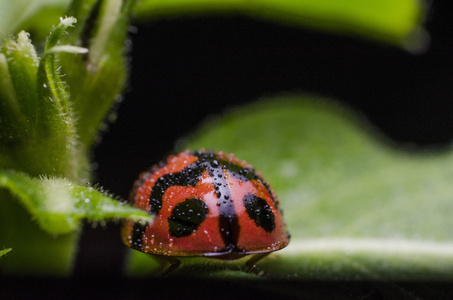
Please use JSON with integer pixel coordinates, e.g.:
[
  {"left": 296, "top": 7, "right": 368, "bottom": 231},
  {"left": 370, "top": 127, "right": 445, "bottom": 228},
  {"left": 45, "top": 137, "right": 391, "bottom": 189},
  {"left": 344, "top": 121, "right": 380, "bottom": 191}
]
[{"left": 76, "top": 0, "right": 453, "bottom": 281}]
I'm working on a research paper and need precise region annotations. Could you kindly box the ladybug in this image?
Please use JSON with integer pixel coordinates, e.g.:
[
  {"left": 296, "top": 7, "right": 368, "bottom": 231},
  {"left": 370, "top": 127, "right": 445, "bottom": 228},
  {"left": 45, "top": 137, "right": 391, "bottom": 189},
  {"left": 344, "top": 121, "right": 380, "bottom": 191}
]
[{"left": 122, "top": 149, "right": 290, "bottom": 276}]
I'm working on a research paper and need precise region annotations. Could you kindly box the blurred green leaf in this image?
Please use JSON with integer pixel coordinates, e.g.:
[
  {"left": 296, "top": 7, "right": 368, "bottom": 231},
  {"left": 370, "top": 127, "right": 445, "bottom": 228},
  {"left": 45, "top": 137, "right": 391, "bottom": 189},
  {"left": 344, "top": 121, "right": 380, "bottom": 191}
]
[
  {"left": 0, "top": 169, "right": 152, "bottom": 234},
  {"left": 0, "top": 0, "right": 428, "bottom": 51},
  {"left": 0, "top": 189, "right": 79, "bottom": 276},
  {"left": 127, "top": 96, "right": 453, "bottom": 280},
  {"left": 0, "top": 248, "right": 11, "bottom": 258},
  {"left": 0, "top": 0, "right": 69, "bottom": 38},
  {"left": 134, "top": 0, "right": 427, "bottom": 51}
]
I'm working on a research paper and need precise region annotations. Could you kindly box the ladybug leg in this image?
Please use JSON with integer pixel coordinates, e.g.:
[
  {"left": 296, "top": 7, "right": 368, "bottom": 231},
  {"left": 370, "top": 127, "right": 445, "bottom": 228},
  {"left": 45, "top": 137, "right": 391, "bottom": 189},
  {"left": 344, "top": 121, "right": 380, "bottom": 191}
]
[
  {"left": 154, "top": 255, "right": 181, "bottom": 277},
  {"left": 245, "top": 253, "right": 270, "bottom": 277}
]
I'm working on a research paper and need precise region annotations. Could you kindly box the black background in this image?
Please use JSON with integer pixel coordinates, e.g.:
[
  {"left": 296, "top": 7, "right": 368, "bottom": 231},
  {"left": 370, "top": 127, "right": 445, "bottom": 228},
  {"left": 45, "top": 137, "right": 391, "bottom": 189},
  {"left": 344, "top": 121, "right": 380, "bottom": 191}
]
[{"left": 69, "top": 0, "right": 453, "bottom": 297}]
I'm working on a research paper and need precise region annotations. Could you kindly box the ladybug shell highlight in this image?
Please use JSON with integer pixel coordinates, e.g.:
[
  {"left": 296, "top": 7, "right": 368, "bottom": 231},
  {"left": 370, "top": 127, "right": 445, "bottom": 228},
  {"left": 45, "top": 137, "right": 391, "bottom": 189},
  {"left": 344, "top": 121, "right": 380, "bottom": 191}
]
[{"left": 122, "top": 150, "right": 289, "bottom": 258}]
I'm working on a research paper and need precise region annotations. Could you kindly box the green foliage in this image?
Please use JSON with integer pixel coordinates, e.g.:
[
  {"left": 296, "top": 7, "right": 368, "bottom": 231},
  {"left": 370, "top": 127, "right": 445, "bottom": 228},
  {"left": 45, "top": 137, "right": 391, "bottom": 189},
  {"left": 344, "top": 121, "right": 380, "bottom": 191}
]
[
  {"left": 134, "top": 0, "right": 427, "bottom": 51},
  {"left": 127, "top": 96, "right": 453, "bottom": 280},
  {"left": 0, "top": 0, "right": 439, "bottom": 284},
  {"left": 0, "top": 18, "right": 86, "bottom": 178},
  {"left": 0, "top": 0, "right": 427, "bottom": 51},
  {"left": 0, "top": 248, "right": 11, "bottom": 258},
  {"left": 0, "top": 0, "right": 142, "bottom": 276},
  {"left": 0, "top": 170, "right": 151, "bottom": 234},
  {"left": 0, "top": 0, "right": 69, "bottom": 38}
]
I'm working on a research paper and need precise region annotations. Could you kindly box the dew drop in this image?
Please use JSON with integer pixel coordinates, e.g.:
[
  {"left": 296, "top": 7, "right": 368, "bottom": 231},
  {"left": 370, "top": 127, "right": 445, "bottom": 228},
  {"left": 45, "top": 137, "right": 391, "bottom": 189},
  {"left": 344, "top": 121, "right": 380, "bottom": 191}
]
[{"left": 211, "top": 160, "right": 219, "bottom": 168}]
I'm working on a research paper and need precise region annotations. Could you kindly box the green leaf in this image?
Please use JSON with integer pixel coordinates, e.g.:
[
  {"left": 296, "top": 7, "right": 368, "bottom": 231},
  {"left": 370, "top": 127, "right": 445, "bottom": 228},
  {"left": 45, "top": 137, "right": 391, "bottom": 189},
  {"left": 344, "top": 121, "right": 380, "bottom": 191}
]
[
  {"left": 0, "top": 0, "right": 69, "bottom": 38},
  {"left": 0, "top": 188, "right": 79, "bottom": 276},
  {"left": 127, "top": 96, "right": 453, "bottom": 280},
  {"left": 0, "top": 169, "right": 151, "bottom": 276},
  {"left": 0, "top": 31, "right": 39, "bottom": 150},
  {"left": 1, "top": 31, "right": 40, "bottom": 122},
  {"left": 0, "top": 169, "right": 152, "bottom": 234},
  {"left": 0, "top": 17, "right": 88, "bottom": 178},
  {"left": 60, "top": 0, "right": 135, "bottom": 147},
  {"left": 0, "top": 31, "right": 39, "bottom": 146},
  {"left": 134, "top": 0, "right": 427, "bottom": 51},
  {"left": 0, "top": 248, "right": 12, "bottom": 258},
  {"left": 0, "top": 0, "right": 427, "bottom": 50}
]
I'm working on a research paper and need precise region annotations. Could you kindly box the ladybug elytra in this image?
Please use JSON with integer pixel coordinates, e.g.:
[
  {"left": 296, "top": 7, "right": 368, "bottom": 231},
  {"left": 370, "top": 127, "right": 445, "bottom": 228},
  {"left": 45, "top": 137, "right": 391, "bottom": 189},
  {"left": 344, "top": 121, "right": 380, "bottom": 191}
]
[{"left": 122, "top": 150, "right": 290, "bottom": 275}]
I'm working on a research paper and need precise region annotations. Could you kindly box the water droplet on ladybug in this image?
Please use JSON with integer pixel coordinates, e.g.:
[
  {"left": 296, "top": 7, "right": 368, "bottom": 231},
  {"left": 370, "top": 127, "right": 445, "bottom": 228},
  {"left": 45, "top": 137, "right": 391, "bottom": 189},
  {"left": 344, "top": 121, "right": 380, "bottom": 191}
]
[{"left": 211, "top": 160, "right": 219, "bottom": 168}]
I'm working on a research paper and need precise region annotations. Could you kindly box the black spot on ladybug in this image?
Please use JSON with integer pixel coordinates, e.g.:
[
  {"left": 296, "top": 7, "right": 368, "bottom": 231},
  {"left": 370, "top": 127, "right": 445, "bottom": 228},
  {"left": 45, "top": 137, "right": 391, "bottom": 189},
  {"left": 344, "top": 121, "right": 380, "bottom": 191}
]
[
  {"left": 148, "top": 165, "right": 204, "bottom": 214},
  {"left": 168, "top": 198, "right": 209, "bottom": 237},
  {"left": 218, "top": 214, "right": 239, "bottom": 249},
  {"left": 243, "top": 193, "right": 276, "bottom": 232},
  {"left": 131, "top": 221, "right": 148, "bottom": 250}
]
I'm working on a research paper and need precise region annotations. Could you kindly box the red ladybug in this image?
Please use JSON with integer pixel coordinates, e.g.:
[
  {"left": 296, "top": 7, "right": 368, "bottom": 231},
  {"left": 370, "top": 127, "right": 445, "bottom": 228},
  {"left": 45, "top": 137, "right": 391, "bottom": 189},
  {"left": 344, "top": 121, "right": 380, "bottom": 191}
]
[{"left": 122, "top": 150, "right": 290, "bottom": 276}]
